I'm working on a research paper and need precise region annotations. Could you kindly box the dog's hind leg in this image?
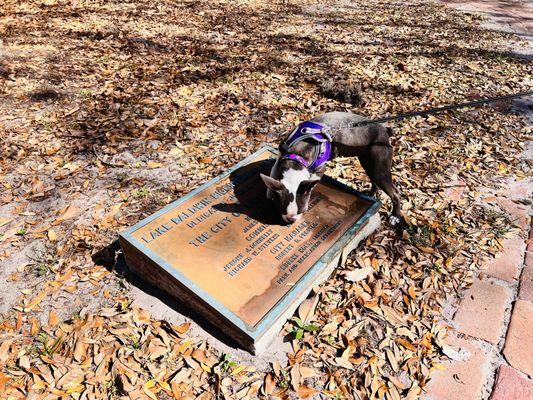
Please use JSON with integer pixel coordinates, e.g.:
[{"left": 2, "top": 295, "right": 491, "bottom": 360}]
[
  {"left": 358, "top": 156, "right": 379, "bottom": 197},
  {"left": 364, "top": 145, "right": 402, "bottom": 226}
]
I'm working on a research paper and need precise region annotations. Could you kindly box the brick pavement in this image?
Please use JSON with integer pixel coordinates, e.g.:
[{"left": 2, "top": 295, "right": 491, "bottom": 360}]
[
  {"left": 442, "top": 0, "right": 532, "bottom": 37},
  {"left": 424, "top": 0, "right": 532, "bottom": 396},
  {"left": 423, "top": 183, "right": 532, "bottom": 400}
]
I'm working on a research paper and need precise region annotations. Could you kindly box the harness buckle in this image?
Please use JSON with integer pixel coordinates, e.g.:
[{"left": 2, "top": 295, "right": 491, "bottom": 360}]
[{"left": 321, "top": 126, "right": 333, "bottom": 142}]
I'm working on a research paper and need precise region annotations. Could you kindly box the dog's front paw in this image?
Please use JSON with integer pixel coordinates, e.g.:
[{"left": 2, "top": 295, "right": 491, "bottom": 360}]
[{"left": 388, "top": 215, "right": 401, "bottom": 226}]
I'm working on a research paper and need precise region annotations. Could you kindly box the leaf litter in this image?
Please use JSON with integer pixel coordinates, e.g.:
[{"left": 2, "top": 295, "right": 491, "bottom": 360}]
[{"left": 0, "top": 0, "right": 531, "bottom": 399}]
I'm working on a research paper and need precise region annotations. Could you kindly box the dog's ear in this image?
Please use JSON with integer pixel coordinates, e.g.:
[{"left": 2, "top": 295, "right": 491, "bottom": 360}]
[
  {"left": 298, "top": 179, "right": 320, "bottom": 193},
  {"left": 260, "top": 173, "right": 285, "bottom": 191}
]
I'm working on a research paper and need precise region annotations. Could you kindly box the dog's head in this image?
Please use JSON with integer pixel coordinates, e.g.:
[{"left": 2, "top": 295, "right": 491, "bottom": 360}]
[{"left": 260, "top": 160, "right": 320, "bottom": 224}]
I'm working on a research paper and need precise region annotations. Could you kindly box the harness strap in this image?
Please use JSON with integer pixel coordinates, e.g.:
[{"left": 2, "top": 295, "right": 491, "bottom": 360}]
[
  {"left": 281, "top": 127, "right": 330, "bottom": 152},
  {"left": 282, "top": 153, "right": 310, "bottom": 168},
  {"left": 280, "top": 121, "right": 333, "bottom": 171}
]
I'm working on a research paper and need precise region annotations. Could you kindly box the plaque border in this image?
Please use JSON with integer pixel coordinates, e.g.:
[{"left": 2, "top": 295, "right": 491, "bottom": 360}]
[{"left": 120, "top": 146, "right": 381, "bottom": 343}]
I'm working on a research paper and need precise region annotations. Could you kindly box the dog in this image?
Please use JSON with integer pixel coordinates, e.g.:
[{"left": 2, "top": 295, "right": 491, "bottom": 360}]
[{"left": 260, "top": 112, "right": 402, "bottom": 226}]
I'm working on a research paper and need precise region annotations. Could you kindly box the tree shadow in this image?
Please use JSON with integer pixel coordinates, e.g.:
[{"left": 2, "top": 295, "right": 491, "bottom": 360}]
[{"left": 7, "top": 0, "right": 530, "bottom": 161}]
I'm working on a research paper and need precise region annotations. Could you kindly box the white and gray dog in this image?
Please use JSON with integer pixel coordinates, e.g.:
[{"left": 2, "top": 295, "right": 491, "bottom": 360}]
[{"left": 261, "top": 112, "right": 402, "bottom": 226}]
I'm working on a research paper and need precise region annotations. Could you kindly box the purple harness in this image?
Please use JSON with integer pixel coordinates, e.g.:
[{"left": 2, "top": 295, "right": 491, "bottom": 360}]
[{"left": 280, "top": 121, "right": 332, "bottom": 171}]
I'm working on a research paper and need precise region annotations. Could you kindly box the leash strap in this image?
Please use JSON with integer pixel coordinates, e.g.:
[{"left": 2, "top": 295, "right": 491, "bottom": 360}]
[{"left": 352, "top": 90, "right": 533, "bottom": 127}]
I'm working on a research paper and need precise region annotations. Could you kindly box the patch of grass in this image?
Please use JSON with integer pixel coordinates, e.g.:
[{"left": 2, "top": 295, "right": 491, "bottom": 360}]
[
  {"left": 16, "top": 228, "right": 27, "bottom": 236},
  {"left": 132, "top": 187, "right": 150, "bottom": 199},
  {"left": 41, "top": 120, "right": 53, "bottom": 131},
  {"left": 116, "top": 172, "right": 127, "bottom": 182},
  {"left": 28, "top": 249, "right": 59, "bottom": 275},
  {"left": 118, "top": 298, "right": 132, "bottom": 311},
  {"left": 290, "top": 317, "right": 319, "bottom": 340},
  {"left": 108, "top": 380, "right": 119, "bottom": 397},
  {"left": 35, "top": 264, "right": 50, "bottom": 277},
  {"left": 277, "top": 368, "right": 290, "bottom": 389},
  {"left": 481, "top": 207, "right": 513, "bottom": 236},
  {"left": 406, "top": 224, "right": 433, "bottom": 248},
  {"left": 79, "top": 89, "right": 93, "bottom": 98},
  {"left": 217, "top": 354, "right": 237, "bottom": 376},
  {"left": 37, "top": 332, "right": 63, "bottom": 356},
  {"left": 325, "top": 335, "right": 336, "bottom": 346}
]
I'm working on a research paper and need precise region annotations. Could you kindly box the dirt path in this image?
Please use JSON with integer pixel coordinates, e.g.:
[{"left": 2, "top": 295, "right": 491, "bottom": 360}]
[{"left": 443, "top": 0, "right": 532, "bottom": 56}]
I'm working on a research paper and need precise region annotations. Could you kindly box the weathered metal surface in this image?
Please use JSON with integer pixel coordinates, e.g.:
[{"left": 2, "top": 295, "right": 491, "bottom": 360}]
[{"left": 120, "top": 147, "right": 380, "bottom": 353}]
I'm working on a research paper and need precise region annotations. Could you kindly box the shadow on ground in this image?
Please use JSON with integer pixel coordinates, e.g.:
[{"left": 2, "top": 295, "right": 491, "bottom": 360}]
[
  {"left": 212, "top": 159, "right": 285, "bottom": 226},
  {"left": 91, "top": 240, "right": 254, "bottom": 350}
]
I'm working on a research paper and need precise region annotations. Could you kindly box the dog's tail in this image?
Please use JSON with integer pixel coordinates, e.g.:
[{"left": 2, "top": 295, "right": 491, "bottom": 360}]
[{"left": 386, "top": 127, "right": 394, "bottom": 137}]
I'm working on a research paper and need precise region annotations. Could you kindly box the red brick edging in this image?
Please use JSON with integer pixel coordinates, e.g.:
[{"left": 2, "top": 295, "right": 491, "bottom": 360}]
[{"left": 424, "top": 186, "right": 532, "bottom": 400}]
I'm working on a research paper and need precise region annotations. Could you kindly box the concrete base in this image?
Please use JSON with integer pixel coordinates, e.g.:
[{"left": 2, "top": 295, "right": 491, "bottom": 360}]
[{"left": 252, "top": 212, "right": 380, "bottom": 354}]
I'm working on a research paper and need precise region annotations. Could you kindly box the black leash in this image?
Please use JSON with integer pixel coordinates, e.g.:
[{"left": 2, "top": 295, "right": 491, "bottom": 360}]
[{"left": 352, "top": 90, "right": 533, "bottom": 127}]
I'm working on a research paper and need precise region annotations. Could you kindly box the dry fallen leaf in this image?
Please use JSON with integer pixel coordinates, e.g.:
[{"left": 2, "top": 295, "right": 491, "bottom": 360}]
[
  {"left": 47, "top": 229, "right": 57, "bottom": 242},
  {"left": 345, "top": 267, "right": 373, "bottom": 282},
  {"left": 48, "top": 310, "right": 58, "bottom": 327},
  {"left": 298, "top": 385, "right": 318, "bottom": 399},
  {"left": 24, "top": 289, "right": 49, "bottom": 312}
]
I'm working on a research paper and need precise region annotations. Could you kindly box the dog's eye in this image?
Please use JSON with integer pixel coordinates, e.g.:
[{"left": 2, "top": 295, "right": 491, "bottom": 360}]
[{"left": 268, "top": 190, "right": 280, "bottom": 202}]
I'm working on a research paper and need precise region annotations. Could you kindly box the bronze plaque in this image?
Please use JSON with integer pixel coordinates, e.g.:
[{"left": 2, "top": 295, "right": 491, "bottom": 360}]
[{"left": 120, "top": 147, "right": 379, "bottom": 351}]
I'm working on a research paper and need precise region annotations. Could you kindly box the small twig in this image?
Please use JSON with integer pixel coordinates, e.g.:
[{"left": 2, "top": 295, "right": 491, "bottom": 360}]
[{"left": 415, "top": 183, "right": 467, "bottom": 191}]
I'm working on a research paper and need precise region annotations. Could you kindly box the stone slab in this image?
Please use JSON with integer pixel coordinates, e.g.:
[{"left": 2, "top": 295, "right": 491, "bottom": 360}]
[
  {"left": 503, "top": 299, "right": 533, "bottom": 375},
  {"left": 519, "top": 265, "right": 533, "bottom": 302},
  {"left": 443, "top": 179, "right": 466, "bottom": 202},
  {"left": 423, "top": 333, "right": 491, "bottom": 400},
  {"left": 496, "top": 197, "right": 530, "bottom": 230},
  {"left": 526, "top": 249, "right": 533, "bottom": 269},
  {"left": 485, "top": 236, "right": 525, "bottom": 282},
  {"left": 454, "top": 278, "right": 512, "bottom": 344},
  {"left": 490, "top": 364, "right": 533, "bottom": 400},
  {"left": 119, "top": 147, "right": 381, "bottom": 354}
]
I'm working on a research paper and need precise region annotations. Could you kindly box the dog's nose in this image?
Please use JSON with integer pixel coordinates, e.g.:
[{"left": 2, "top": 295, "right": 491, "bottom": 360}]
[{"left": 283, "top": 214, "right": 301, "bottom": 224}]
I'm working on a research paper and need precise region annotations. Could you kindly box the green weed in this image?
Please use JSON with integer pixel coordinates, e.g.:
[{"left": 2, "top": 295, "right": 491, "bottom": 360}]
[{"left": 290, "top": 317, "right": 319, "bottom": 340}]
